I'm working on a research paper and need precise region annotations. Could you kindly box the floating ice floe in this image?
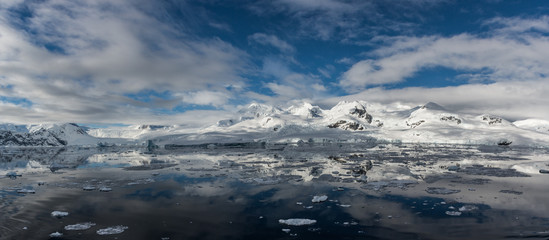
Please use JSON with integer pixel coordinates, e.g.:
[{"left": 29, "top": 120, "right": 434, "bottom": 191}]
[
  {"left": 99, "top": 187, "right": 112, "bottom": 192},
  {"left": 458, "top": 205, "right": 478, "bottom": 212},
  {"left": 83, "top": 186, "right": 96, "bottom": 191},
  {"left": 65, "top": 222, "right": 96, "bottom": 230},
  {"left": 445, "top": 211, "right": 462, "bottom": 216},
  {"left": 339, "top": 204, "right": 351, "bottom": 208},
  {"left": 96, "top": 225, "right": 128, "bottom": 235},
  {"left": 51, "top": 211, "right": 69, "bottom": 217},
  {"left": 282, "top": 229, "right": 291, "bottom": 233},
  {"left": 279, "top": 219, "right": 317, "bottom": 226},
  {"left": 17, "top": 189, "right": 35, "bottom": 194},
  {"left": 312, "top": 195, "right": 328, "bottom": 203},
  {"left": 49, "top": 232, "right": 63, "bottom": 237},
  {"left": 425, "top": 187, "right": 461, "bottom": 195}
]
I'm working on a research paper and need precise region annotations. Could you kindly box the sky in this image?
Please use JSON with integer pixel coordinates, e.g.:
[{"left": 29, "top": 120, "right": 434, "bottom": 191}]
[{"left": 1, "top": 0, "right": 549, "bottom": 127}]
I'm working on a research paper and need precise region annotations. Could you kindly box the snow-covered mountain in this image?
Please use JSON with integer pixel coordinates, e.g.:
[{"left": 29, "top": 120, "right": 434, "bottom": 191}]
[
  {"left": 154, "top": 101, "right": 549, "bottom": 146},
  {"left": 2, "top": 101, "right": 549, "bottom": 147},
  {"left": 0, "top": 123, "right": 131, "bottom": 146}
]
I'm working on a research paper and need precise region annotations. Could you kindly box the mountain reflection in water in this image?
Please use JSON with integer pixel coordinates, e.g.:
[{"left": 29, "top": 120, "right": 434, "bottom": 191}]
[{"left": 1, "top": 144, "right": 549, "bottom": 239}]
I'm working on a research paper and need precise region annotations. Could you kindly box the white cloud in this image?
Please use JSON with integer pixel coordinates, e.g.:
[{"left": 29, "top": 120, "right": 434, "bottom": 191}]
[
  {"left": 340, "top": 16, "right": 549, "bottom": 90},
  {"left": 248, "top": 33, "right": 295, "bottom": 54},
  {"left": 324, "top": 80, "right": 549, "bottom": 121},
  {"left": 251, "top": 0, "right": 447, "bottom": 41},
  {"left": 0, "top": 0, "right": 248, "bottom": 124},
  {"left": 180, "top": 91, "right": 232, "bottom": 107}
]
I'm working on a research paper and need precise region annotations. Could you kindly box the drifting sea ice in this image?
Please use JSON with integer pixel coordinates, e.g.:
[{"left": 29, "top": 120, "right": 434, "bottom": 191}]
[
  {"left": 51, "top": 211, "right": 69, "bottom": 217},
  {"left": 64, "top": 222, "right": 96, "bottom": 230},
  {"left": 99, "top": 187, "right": 112, "bottom": 192},
  {"left": 459, "top": 205, "right": 479, "bottom": 212},
  {"left": 49, "top": 232, "right": 63, "bottom": 237},
  {"left": 445, "top": 211, "right": 462, "bottom": 216},
  {"left": 82, "top": 186, "right": 96, "bottom": 191},
  {"left": 279, "top": 219, "right": 317, "bottom": 226},
  {"left": 96, "top": 225, "right": 128, "bottom": 235},
  {"left": 312, "top": 195, "right": 328, "bottom": 203},
  {"left": 16, "top": 189, "right": 35, "bottom": 194}
]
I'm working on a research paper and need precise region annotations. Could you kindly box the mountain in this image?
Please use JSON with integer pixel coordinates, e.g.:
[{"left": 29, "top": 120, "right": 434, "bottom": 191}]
[
  {"left": 165, "top": 101, "right": 549, "bottom": 146},
  {"left": 0, "top": 123, "right": 131, "bottom": 147},
  {"left": 2, "top": 101, "right": 549, "bottom": 147}
]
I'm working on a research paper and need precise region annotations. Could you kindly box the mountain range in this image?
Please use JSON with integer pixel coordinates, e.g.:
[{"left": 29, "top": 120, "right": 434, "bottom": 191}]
[{"left": 1, "top": 101, "right": 549, "bottom": 147}]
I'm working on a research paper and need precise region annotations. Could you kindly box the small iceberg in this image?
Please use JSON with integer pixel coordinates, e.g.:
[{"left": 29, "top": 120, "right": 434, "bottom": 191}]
[
  {"left": 83, "top": 186, "right": 96, "bottom": 191},
  {"left": 65, "top": 222, "right": 96, "bottom": 231},
  {"left": 311, "top": 195, "right": 328, "bottom": 203},
  {"left": 96, "top": 225, "right": 128, "bottom": 235},
  {"left": 51, "top": 211, "right": 69, "bottom": 218},
  {"left": 279, "top": 219, "right": 317, "bottom": 226}
]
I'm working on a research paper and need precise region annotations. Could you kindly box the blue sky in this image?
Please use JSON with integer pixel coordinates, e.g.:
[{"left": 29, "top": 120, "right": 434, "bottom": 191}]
[{"left": 1, "top": 0, "right": 549, "bottom": 126}]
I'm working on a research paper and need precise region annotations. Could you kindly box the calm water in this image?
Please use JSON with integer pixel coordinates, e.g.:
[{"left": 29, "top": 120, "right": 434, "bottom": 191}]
[{"left": 1, "top": 144, "right": 549, "bottom": 240}]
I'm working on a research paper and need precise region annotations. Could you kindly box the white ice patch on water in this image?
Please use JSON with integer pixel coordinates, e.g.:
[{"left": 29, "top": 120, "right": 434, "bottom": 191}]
[
  {"left": 96, "top": 225, "right": 128, "bottom": 235},
  {"left": 51, "top": 211, "right": 69, "bottom": 217},
  {"left": 445, "top": 211, "right": 462, "bottom": 216},
  {"left": 282, "top": 229, "right": 291, "bottom": 233},
  {"left": 279, "top": 218, "right": 317, "bottom": 226},
  {"left": 49, "top": 232, "right": 63, "bottom": 237},
  {"left": 312, "top": 195, "right": 328, "bottom": 203},
  {"left": 459, "top": 205, "right": 478, "bottom": 212},
  {"left": 99, "top": 187, "right": 112, "bottom": 192},
  {"left": 64, "top": 222, "right": 96, "bottom": 230},
  {"left": 16, "top": 189, "right": 35, "bottom": 194}
]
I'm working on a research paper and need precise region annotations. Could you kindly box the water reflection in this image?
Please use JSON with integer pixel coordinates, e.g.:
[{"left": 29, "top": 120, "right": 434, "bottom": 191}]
[{"left": 1, "top": 144, "right": 549, "bottom": 239}]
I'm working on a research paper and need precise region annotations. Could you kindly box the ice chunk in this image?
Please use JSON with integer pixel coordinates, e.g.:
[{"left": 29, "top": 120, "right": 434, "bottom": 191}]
[
  {"left": 445, "top": 211, "right": 462, "bottom": 216},
  {"left": 51, "top": 211, "right": 69, "bottom": 217},
  {"left": 96, "top": 225, "right": 128, "bottom": 235},
  {"left": 282, "top": 229, "right": 291, "bottom": 233},
  {"left": 279, "top": 219, "right": 317, "bottom": 226},
  {"left": 339, "top": 204, "right": 351, "bottom": 208},
  {"left": 312, "top": 195, "right": 328, "bottom": 203},
  {"left": 49, "top": 232, "right": 63, "bottom": 237},
  {"left": 65, "top": 222, "right": 96, "bottom": 230},
  {"left": 99, "top": 187, "right": 112, "bottom": 192},
  {"left": 83, "top": 186, "right": 96, "bottom": 191}
]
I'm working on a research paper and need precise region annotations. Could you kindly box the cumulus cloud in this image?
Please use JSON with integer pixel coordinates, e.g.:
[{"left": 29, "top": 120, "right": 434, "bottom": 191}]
[{"left": 340, "top": 16, "right": 549, "bottom": 90}]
